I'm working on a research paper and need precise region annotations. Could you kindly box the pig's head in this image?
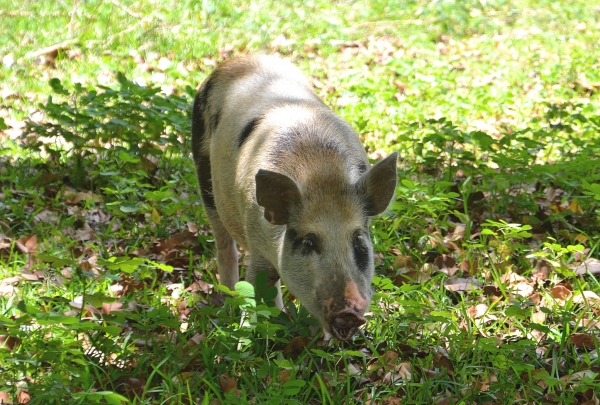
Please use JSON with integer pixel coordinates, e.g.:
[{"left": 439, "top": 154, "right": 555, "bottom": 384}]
[{"left": 255, "top": 152, "right": 398, "bottom": 341}]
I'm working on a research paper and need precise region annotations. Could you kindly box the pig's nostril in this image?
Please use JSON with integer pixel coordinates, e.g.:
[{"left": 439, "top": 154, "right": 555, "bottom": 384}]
[{"left": 331, "top": 312, "right": 366, "bottom": 327}]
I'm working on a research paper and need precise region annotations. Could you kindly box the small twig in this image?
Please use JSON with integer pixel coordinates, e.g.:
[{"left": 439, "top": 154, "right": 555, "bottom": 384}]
[
  {"left": 68, "top": 0, "right": 79, "bottom": 38},
  {"left": 25, "top": 38, "right": 79, "bottom": 59},
  {"left": 97, "top": 20, "right": 144, "bottom": 47},
  {"left": 108, "top": 0, "right": 144, "bottom": 19},
  {"left": 0, "top": 10, "right": 34, "bottom": 17},
  {"left": 341, "top": 19, "right": 438, "bottom": 33}
]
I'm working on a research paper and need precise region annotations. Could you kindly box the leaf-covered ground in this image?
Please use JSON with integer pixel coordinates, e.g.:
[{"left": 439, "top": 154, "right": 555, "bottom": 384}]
[{"left": 1, "top": 1, "right": 600, "bottom": 404}]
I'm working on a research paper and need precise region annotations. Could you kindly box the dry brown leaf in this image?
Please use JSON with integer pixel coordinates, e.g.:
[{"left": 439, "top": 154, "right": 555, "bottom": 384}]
[
  {"left": 422, "top": 368, "right": 438, "bottom": 379},
  {"left": 394, "top": 271, "right": 431, "bottom": 285},
  {"left": 0, "top": 220, "right": 12, "bottom": 236},
  {"left": 0, "top": 276, "right": 22, "bottom": 285},
  {"left": 177, "top": 300, "right": 191, "bottom": 318},
  {"left": 114, "top": 376, "right": 146, "bottom": 399},
  {"left": 459, "top": 260, "right": 478, "bottom": 276},
  {"left": 499, "top": 270, "right": 526, "bottom": 285},
  {"left": 186, "top": 333, "right": 206, "bottom": 349},
  {"left": 34, "top": 209, "right": 60, "bottom": 224},
  {"left": 0, "top": 285, "right": 16, "bottom": 297},
  {"left": 569, "top": 333, "right": 598, "bottom": 348},
  {"left": 560, "top": 369, "right": 597, "bottom": 383},
  {"left": 433, "top": 352, "right": 454, "bottom": 375},
  {"left": 16, "top": 235, "right": 37, "bottom": 255},
  {"left": 533, "top": 260, "right": 551, "bottom": 279},
  {"left": 573, "top": 258, "right": 600, "bottom": 275},
  {"left": 392, "top": 255, "right": 413, "bottom": 269},
  {"left": 186, "top": 280, "right": 212, "bottom": 294},
  {"left": 0, "top": 392, "right": 10, "bottom": 403},
  {"left": 0, "top": 335, "right": 20, "bottom": 350},
  {"left": 20, "top": 271, "right": 39, "bottom": 281},
  {"left": 283, "top": 336, "right": 311, "bottom": 360},
  {"left": 573, "top": 291, "right": 600, "bottom": 304},
  {"left": 277, "top": 369, "right": 291, "bottom": 384},
  {"left": 444, "top": 277, "right": 480, "bottom": 292},
  {"left": 521, "top": 368, "right": 550, "bottom": 390},
  {"left": 60, "top": 268, "right": 73, "bottom": 279},
  {"left": 34, "top": 172, "right": 61, "bottom": 186},
  {"left": 428, "top": 232, "right": 445, "bottom": 249},
  {"left": 481, "top": 371, "right": 498, "bottom": 391},
  {"left": 552, "top": 285, "right": 572, "bottom": 301},
  {"left": 579, "top": 318, "right": 600, "bottom": 330},
  {"left": 346, "top": 363, "right": 362, "bottom": 376},
  {"left": 448, "top": 224, "right": 466, "bottom": 242},
  {"left": 382, "top": 371, "right": 402, "bottom": 385},
  {"left": 396, "top": 361, "right": 412, "bottom": 380},
  {"left": 174, "top": 371, "right": 205, "bottom": 387},
  {"left": 483, "top": 285, "right": 501, "bottom": 297},
  {"left": 467, "top": 304, "right": 488, "bottom": 319},
  {"left": 434, "top": 254, "right": 457, "bottom": 275},
  {"left": 578, "top": 389, "right": 599, "bottom": 405},
  {"left": 531, "top": 311, "right": 546, "bottom": 324},
  {"left": 69, "top": 301, "right": 102, "bottom": 316},
  {"left": 153, "top": 231, "right": 196, "bottom": 254},
  {"left": 218, "top": 373, "right": 238, "bottom": 394},
  {"left": 65, "top": 190, "right": 100, "bottom": 205},
  {"left": 101, "top": 302, "right": 123, "bottom": 314},
  {"left": 176, "top": 332, "right": 207, "bottom": 362},
  {"left": 76, "top": 228, "right": 97, "bottom": 242},
  {"left": 529, "top": 293, "right": 542, "bottom": 305},
  {"left": 381, "top": 396, "right": 403, "bottom": 405},
  {"left": 381, "top": 350, "right": 399, "bottom": 371},
  {"left": 15, "top": 389, "right": 30, "bottom": 404},
  {"left": 187, "top": 222, "right": 198, "bottom": 233},
  {"left": 510, "top": 282, "right": 534, "bottom": 297}
]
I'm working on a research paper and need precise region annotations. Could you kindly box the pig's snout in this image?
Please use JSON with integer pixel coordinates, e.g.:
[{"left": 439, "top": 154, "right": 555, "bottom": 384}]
[{"left": 328, "top": 311, "right": 366, "bottom": 341}]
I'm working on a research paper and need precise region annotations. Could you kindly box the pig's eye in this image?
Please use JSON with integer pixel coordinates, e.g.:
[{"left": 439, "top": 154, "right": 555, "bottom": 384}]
[
  {"left": 352, "top": 232, "right": 370, "bottom": 271},
  {"left": 301, "top": 233, "right": 320, "bottom": 255}
]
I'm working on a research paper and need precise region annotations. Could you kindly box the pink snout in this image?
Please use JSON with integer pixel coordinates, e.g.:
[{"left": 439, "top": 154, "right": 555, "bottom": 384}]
[{"left": 328, "top": 311, "right": 366, "bottom": 341}]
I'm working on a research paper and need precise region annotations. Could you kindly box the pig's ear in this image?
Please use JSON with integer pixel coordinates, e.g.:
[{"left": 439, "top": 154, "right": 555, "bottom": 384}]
[
  {"left": 355, "top": 152, "right": 398, "bottom": 216},
  {"left": 255, "top": 169, "right": 301, "bottom": 225}
]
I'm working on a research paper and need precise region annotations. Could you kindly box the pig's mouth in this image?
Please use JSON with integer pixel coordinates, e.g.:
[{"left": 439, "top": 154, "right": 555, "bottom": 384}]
[
  {"left": 330, "top": 325, "right": 359, "bottom": 341},
  {"left": 327, "top": 311, "right": 366, "bottom": 341}
]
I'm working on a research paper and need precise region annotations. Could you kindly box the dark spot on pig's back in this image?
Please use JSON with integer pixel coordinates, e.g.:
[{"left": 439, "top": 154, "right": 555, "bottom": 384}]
[
  {"left": 211, "top": 108, "right": 221, "bottom": 133},
  {"left": 237, "top": 117, "right": 262, "bottom": 148},
  {"left": 191, "top": 81, "right": 216, "bottom": 209},
  {"left": 196, "top": 75, "right": 216, "bottom": 114}
]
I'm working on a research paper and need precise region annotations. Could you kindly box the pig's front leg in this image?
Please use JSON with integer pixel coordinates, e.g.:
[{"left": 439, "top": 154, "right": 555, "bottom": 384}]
[
  {"left": 206, "top": 207, "right": 239, "bottom": 290},
  {"left": 245, "top": 254, "right": 284, "bottom": 309}
]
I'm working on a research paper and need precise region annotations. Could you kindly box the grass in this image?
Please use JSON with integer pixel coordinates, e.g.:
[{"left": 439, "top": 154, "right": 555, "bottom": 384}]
[{"left": 1, "top": 0, "right": 600, "bottom": 404}]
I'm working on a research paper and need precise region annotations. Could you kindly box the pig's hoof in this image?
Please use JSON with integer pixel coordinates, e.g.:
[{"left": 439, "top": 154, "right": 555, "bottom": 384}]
[{"left": 329, "top": 311, "right": 366, "bottom": 341}]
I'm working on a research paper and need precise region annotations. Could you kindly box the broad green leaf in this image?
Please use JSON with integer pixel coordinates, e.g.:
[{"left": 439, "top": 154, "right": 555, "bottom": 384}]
[
  {"left": 120, "top": 204, "right": 141, "bottom": 213},
  {"left": 235, "top": 281, "right": 255, "bottom": 298},
  {"left": 282, "top": 380, "right": 306, "bottom": 395},
  {"left": 37, "top": 254, "right": 75, "bottom": 268}
]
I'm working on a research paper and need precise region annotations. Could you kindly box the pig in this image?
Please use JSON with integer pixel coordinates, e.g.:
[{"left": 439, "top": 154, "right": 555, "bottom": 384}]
[{"left": 191, "top": 55, "right": 398, "bottom": 341}]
